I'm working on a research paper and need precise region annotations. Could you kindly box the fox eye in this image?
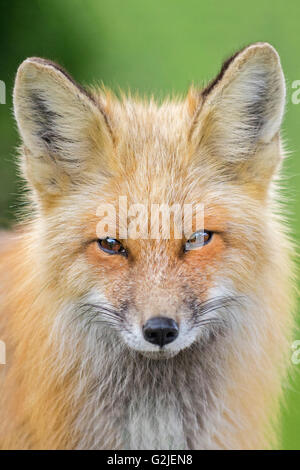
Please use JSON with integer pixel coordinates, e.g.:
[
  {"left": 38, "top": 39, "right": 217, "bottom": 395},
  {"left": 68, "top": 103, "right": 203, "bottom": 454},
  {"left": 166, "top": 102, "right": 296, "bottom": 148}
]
[
  {"left": 184, "top": 230, "right": 213, "bottom": 251},
  {"left": 97, "top": 238, "right": 127, "bottom": 256}
]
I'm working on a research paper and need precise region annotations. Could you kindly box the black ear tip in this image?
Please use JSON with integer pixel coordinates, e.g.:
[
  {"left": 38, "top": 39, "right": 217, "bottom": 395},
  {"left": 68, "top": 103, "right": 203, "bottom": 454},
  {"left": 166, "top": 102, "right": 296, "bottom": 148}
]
[{"left": 202, "top": 50, "right": 240, "bottom": 99}]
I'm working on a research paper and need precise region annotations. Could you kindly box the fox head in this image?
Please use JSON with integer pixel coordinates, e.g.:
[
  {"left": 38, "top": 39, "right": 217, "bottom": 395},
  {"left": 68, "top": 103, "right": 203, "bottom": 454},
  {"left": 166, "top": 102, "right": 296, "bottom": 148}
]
[{"left": 13, "top": 43, "right": 287, "bottom": 358}]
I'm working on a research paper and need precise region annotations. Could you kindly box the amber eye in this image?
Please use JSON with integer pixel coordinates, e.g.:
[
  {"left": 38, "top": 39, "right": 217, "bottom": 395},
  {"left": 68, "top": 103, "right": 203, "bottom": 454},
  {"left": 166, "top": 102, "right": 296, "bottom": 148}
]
[
  {"left": 184, "top": 230, "right": 213, "bottom": 251},
  {"left": 97, "top": 238, "right": 127, "bottom": 256}
]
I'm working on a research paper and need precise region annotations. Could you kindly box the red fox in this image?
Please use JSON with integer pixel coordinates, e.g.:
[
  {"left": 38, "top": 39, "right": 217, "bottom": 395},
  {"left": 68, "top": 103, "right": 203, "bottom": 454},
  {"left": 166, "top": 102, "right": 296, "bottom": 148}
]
[{"left": 0, "top": 42, "right": 295, "bottom": 449}]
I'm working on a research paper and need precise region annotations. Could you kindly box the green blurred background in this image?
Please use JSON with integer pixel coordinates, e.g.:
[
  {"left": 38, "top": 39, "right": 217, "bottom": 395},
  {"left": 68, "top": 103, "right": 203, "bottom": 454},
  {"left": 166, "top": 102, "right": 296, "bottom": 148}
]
[{"left": 0, "top": 0, "right": 299, "bottom": 449}]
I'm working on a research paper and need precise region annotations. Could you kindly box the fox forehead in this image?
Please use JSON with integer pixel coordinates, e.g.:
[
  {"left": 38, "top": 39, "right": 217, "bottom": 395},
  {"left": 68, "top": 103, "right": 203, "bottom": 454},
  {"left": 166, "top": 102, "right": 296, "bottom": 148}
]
[
  {"left": 73, "top": 92, "right": 232, "bottom": 209},
  {"left": 95, "top": 91, "right": 196, "bottom": 181},
  {"left": 101, "top": 91, "right": 193, "bottom": 147}
]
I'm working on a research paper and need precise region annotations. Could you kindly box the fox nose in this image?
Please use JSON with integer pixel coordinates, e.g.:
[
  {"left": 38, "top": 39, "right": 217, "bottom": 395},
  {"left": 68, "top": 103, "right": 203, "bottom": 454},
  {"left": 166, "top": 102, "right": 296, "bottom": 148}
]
[{"left": 143, "top": 317, "right": 179, "bottom": 347}]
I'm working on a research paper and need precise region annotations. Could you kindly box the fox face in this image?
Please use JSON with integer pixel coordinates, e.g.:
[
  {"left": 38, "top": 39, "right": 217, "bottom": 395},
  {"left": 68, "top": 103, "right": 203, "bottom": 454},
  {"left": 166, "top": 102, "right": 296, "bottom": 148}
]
[{"left": 13, "top": 44, "right": 286, "bottom": 359}]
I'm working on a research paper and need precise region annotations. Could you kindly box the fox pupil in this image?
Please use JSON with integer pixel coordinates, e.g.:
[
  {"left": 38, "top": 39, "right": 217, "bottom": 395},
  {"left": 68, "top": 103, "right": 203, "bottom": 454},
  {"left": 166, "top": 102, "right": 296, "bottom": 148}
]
[
  {"left": 185, "top": 230, "right": 212, "bottom": 251},
  {"left": 98, "top": 238, "right": 126, "bottom": 255}
]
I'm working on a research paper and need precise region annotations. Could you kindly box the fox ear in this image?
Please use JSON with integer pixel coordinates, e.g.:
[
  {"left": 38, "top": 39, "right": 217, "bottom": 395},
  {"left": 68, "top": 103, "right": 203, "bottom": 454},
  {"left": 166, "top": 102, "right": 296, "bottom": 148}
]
[
  {"left": 190, "top": 43, "right": 286, "bottom": 176},
  {"left": 14, "top": 58, "right": 113, "bottom": 196}
]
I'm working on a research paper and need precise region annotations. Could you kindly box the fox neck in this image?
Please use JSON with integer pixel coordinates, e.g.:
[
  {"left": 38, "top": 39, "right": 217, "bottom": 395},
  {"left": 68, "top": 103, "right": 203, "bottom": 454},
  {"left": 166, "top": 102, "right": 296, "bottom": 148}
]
[{"left": 55, "top": 319, "right": 226, "bottom": 450}]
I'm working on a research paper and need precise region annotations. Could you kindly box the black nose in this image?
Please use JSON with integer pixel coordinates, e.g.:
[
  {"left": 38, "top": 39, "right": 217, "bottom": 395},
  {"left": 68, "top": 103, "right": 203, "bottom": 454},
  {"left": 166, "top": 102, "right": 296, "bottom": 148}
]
[{"left": 143, "top": 317, "right": 179, "bottom": 347}]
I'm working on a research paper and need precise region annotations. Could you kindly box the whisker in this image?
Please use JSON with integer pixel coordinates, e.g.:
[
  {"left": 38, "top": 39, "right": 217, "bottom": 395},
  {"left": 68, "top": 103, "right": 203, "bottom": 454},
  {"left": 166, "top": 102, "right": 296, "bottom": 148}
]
[
  {"left": 69, "top": 302, "right": 125, "bottom": 332},
  {"left": 67, "top": 309, "right": 89, "bottom": 327},
  {"left": 82, "top": 303, "right": 124, "bottom": 320},
  {"left": 91, "top": 320, "right": 122, "bottom": 331},
  {"left": 192, "top": 295, "right": 244, "bottom": 328},
  {"left": 197, "top": 320, "right": 224, "bottom": 328}
]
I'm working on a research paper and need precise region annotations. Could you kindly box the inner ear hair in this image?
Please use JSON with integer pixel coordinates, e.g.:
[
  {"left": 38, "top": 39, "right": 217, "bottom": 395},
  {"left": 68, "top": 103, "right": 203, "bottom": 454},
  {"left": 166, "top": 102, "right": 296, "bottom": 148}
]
[
  {"left": 14, "top": 57, "right": 115, "bottom": 198},
  {"left": 189, "top": 42, "right": 286, "bottom": 160}
]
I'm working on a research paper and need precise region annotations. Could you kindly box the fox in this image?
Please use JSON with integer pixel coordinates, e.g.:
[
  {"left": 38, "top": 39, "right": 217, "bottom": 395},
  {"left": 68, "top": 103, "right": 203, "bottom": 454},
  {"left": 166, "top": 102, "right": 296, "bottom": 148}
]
[{"left": 0, "top": 42, "right": 296, "bottom": 450}]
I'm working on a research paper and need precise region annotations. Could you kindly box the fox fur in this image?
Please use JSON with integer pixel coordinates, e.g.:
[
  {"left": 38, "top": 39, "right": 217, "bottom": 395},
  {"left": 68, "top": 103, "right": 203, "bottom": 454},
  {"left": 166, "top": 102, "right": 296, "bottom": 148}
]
[{"left": 0, "top": 42, "right": 296, "bottom": 449}]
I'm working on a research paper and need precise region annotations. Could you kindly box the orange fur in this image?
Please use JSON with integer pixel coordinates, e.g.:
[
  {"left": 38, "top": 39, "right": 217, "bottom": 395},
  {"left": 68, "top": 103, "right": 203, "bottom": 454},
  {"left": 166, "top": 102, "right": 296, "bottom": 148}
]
[{"left": 0, "top": 43, "right": 296, "bottom": 449}]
